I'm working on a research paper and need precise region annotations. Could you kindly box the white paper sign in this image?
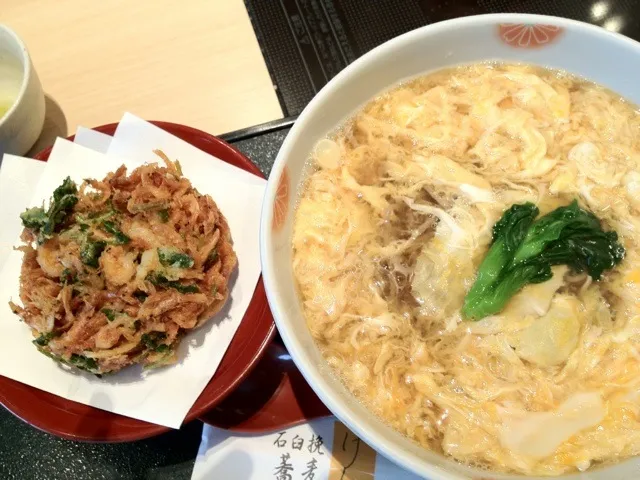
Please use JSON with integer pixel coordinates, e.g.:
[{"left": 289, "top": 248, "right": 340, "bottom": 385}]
[
  {"left": 192, "top": 419, "right": 424, "bottom": 480},
  {"left": 0, "top": 117, "right": 265, "bottom": 428}
]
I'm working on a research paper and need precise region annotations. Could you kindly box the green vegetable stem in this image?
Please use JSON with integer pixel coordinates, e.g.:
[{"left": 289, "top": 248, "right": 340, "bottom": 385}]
[{"left": 462, "top": 203, "right": 539, "bottom": 319}]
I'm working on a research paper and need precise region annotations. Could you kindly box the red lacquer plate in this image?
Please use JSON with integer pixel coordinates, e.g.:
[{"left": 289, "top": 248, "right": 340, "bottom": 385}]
[
  {"left": 0, "top": 121, "right": 276, "bottom": 442},
  {"left": 199, "top": 340, "right": 331, "bottom": 433}
]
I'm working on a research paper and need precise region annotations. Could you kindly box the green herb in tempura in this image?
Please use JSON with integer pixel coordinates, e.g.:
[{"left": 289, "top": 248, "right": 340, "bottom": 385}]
[
  {"left": 69, "top": 354, "right": 99, "bottom": 373},
  {"left": 462, "top": 201, "right": 625, "bottom": 321},
  {"left": 20, "top": 207, "right": 48, "bottom": 230},
  {"left": 40, "top": 177, "right": 79, "bottom": 241},
  {"left": 158, "top": 209, "right": 170, "bottom": 223},
  {"left": 157, "top": 247, "right": 194, "bottom": 269},
  {"left": 141, "top": 332, "right": 169, "bottom": 352},
  {"left": 76, "top": 204, "right": 116, "bottom": 225},
  {"left": 60, "top": 268, "right": 79, "bottom": 285},
  {"left": 20, "top": 177, "right": 79, "bottom": 244},
  {"left": 101, "top": 220, "right": 130, "bottom": 245},
  {"left": 101, "top": 309, "right": 117, "bottom": 322},
  {"left": 53, "top": 177, "right": 77, "bottom": 200},
  {"left": 80, "top": 238, "right": 107, "bottom": 268},
  {"left": 33, "top": 331, "right": 57, "bottom": 346},
  {"left": 204, "top": 248, "right": 218, "bottom": 270},
  {"left": 129, "top": 200, "right": 169, "bottom": 214},
  {"left": 133, "top": 291, "right": 149, "bottom": 302},
  {"left": 146, "top": 272, "right": 199, "bottom": 293}
]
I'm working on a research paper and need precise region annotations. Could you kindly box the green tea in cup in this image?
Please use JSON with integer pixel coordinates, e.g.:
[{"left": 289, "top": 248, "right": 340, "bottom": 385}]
[{"left": 0, "top": 54, "right": 23, "bottom": 119}]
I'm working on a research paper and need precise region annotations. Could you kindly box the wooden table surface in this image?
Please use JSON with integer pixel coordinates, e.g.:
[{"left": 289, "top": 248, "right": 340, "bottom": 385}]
[{"left": 3, "top": 0, "right": 283, "bottom": 154}]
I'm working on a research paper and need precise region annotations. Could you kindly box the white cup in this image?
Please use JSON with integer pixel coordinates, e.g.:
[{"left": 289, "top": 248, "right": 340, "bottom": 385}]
[{"left": 0, "top": 24, "right": 45, "bottom": 158}]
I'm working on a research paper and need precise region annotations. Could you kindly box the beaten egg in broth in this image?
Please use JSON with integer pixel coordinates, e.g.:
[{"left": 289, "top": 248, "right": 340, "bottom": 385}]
[{"left": 292, "top": 63, "right": 640, "bottom": 476}]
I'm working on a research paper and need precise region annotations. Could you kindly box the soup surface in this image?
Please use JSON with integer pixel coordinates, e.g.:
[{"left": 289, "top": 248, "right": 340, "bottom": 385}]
[{"left": 292, "top": 63, "right": 640, "bottom": 475}]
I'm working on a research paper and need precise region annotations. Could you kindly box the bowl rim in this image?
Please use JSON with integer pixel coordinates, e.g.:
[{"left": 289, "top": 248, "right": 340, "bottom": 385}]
[
  {"left": 0, "top": 23, "right": 33, "bottom": 127},
  {"left": 260, "top": 13, "right": 640, "bottom": 479}
]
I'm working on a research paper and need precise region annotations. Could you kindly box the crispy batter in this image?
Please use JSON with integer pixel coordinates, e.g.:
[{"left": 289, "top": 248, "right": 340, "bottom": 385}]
[{"left": 13, "top": 151, "right": 237, "bottom": 374}]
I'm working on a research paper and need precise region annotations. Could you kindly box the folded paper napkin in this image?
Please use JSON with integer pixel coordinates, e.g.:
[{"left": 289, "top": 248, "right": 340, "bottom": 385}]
[
  {"left": 191, "top": 418, "right": 422, "bottom": 480},
  {"left": 0, "top": 155, "right": 45, "bottom": 272},
  {"left": 0, "top": 114, "right": 265, "bottom": 428}
]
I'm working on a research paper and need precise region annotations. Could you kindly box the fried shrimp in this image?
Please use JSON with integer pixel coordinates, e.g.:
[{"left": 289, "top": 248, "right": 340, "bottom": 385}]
[{"left": 12, "top": 151, "right": 237, "bottom": 375}]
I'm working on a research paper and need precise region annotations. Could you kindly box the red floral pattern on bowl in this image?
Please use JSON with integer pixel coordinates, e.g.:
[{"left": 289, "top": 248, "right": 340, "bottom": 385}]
[
  {"left": 498, "top": 24, "right": 563, "bottom": 48},
  {"left": 272, "top": 167, "right": 290, "bottom": 232}
]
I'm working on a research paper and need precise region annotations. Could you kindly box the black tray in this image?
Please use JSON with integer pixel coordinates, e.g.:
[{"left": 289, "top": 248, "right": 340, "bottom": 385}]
[{"left": 245, "top": 0, "right": 640, "bottom": 117}]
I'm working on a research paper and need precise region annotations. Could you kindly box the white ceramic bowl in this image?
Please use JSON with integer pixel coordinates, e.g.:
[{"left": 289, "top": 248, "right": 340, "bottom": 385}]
[
  {"left": 260, "top": 14, "right": 640, "bottom": 479},
  {"left": 0, "top": 24, "right": 45, "bottom": 158}
]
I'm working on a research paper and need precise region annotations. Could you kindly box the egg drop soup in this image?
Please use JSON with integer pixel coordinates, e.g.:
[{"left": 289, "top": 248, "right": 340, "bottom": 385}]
[{"left": 291, "top": 63, "right": 640, "bottom": 475}]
